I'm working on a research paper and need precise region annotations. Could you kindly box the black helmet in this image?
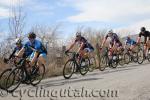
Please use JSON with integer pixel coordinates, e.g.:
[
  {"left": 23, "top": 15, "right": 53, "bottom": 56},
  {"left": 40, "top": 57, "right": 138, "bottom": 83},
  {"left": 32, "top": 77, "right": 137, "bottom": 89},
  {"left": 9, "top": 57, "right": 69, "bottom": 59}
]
[
  {"left": 141, "top": 27, "right": 146, "bottom": 32},
  {"left": 28, "top": 32, "right": 36, "bottom": 39}
]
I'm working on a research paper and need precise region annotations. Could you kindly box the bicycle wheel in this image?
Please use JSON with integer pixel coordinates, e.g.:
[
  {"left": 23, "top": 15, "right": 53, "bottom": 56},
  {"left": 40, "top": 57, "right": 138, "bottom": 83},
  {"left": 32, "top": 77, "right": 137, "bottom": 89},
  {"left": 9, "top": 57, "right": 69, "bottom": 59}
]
[
  {"left": 99, "top": 56, "right": 107, "bottom": 71},
  {"left": 30, "top": 64, "right": 45, "bottom": 86},
  {"left": 79, "top": 58, "right": 89, "bottom": 75},
  {"left": 0, "top": 68, "right": 12, "bottom": 90},
  {"left": 147, "top": 49, "right": 150, "bottom": 62},
  {"left": 137, "top": 48, "right": 144, "bottom": 64},
  {"left": 63, "top": 59, "right": 75, "bottom": 79},
  {"left": 88, "top": 57, "right": 96, "bottom": 72},
  {"left": 124, "top": 53, "right": 130, "bottom": 64},
  {"left": 132, "top": 52, "right": 138, "bottom": 63},
  {"left": 6, "top": 67, "right": 22, "bottom": 93},
  {"left": 111, "top": 55, "right": 118, "bottom": 68},
  {"left": 118, "top": 53, "right": 125, "bottom": 66}
]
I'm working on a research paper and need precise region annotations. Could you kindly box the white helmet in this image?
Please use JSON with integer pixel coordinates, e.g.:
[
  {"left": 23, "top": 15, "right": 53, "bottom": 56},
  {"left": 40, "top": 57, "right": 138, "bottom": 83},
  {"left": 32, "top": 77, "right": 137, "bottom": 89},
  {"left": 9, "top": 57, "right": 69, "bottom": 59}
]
[
  {"left": 15, "top": 38, "right": 22, "bottom": 45},
  {"left": 76, "top": 32, "right": 81, "bottom": 37},
  {"left": 108, "top": 29, "right": 113, "bottom": 34}
]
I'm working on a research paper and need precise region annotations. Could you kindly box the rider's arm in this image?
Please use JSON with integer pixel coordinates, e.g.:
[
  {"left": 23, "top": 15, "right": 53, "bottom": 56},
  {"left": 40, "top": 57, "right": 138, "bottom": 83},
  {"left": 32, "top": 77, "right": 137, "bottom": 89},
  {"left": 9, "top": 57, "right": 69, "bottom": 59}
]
[
  {"left": 137, "top": 33, "right": 142, "bottom": 43},
  {"left": 16, "top": 48, "right": 25, "bottom": 57},
  {"left": 137, "top": 37, "right": 141, "bottom": 43},
  {"left": 113, "top": 40, "right": 117, "bottom": 48},
  {"left": 101, "top": 35, "right": 108, "bottom": 48},
  {"left": 8, "top": 49, "right": 16, "bottom": 60},
  {"left": 77, "top": 42, "right": 84, "bottom": 53},
  {"left": 146, "top": 37, "right": 150, "bottom": 44},
  {"left": 124, "top": 40, "right": 127, "bottom": 48},
  {"left": 67, "top": 41, "right": 76, "bottom": 51}
]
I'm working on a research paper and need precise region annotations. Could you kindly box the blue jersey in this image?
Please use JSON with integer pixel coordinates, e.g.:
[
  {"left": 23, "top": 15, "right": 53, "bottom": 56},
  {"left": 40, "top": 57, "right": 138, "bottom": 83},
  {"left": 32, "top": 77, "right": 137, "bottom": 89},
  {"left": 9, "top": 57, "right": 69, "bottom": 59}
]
[
  {"left": 23, "top": 39, "right": 47, "bottom": 56},
  {"left": 125, "top": 39, "right": 136, "bottom": 45}
]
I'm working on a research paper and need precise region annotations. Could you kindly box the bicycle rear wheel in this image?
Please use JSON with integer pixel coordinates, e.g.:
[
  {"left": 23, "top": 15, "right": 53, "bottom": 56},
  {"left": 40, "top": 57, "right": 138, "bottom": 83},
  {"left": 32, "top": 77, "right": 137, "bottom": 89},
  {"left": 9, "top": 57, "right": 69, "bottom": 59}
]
[
  {"left": 79, "top": 58, "right": 89, "bottom": 75},
  {"left": 88, "top": 57, "right": 96, "bottom": 72},
  {"left": 147, "top": 49, "right": 150, "bottom": 62},
  {"left": 63, "top": 59, "right": 75, "bottom": 79}
]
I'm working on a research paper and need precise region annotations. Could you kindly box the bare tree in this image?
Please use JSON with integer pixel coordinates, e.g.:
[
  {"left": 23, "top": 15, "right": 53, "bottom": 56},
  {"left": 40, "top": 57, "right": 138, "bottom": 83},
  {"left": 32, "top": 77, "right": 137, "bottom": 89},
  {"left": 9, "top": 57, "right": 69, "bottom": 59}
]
[{"left": 9, "top": 0, "right": 26, "bottom": 39}]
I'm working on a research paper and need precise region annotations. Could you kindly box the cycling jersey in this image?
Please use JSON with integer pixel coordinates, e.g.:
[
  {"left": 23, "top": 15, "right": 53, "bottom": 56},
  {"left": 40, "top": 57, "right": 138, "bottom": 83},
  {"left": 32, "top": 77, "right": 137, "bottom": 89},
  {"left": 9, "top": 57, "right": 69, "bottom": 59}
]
[
  {"left": 105, "top": 33, "right": 122, "bottom": 47},
  {"left": 125, "top": 38, "right": 136, "bottom": 45},
  {"left": 24, "top": 39, "right": 47, "bottom": 56},
  {"left": 75, "top": 36, "right": 94, "bottom": 51},
  {"left": 8, "top": 45, "right": 23, "bottom": 60},
  {"left": 139, "top": 31, "right": 150, "bottom": 43}
]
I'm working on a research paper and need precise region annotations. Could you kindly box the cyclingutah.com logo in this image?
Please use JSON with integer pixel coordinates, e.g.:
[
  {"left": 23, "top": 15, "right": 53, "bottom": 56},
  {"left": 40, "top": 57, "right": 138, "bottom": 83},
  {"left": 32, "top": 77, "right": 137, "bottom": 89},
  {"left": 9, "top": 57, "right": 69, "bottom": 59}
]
[{"left": 0, "top": 86, "right": 119, "bottom": 100}]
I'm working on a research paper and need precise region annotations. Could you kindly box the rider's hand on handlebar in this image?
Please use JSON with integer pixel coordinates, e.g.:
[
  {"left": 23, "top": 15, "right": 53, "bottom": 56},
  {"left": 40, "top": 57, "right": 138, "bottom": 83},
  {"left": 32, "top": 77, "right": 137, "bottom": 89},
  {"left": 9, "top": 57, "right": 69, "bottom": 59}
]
[
  {"left": 99, "top": 47, "right": 102, "bottom": 51},
  {"left": 65, "top": 50, "right": 69, "bottom": 54}
]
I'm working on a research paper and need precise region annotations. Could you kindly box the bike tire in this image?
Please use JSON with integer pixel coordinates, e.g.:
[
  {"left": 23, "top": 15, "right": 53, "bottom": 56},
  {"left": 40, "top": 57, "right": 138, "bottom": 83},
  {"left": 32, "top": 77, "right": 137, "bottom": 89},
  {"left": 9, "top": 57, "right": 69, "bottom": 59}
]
[
  {"left": 124, "top": 53, "right": 131, "bottom": 64},
  {"left": 0, "top": 68, "right": 12, "bottom": 90},
  {"left": 99, "top": 56, "right": 107, "bottom": 71},
  {"left": 30, "top": 64, "right": 45, "bottom": 86},
  {"left": 63, "top": 59, "right": 75, "bottom": 79},
  {"left": 6, "top": 67, "right": 22, "bottom": 93},
  {"left": 118, "top": 53, "right": 125, "bottom": 66},
  {"left": 137, "top": 48, "right": 144, "bottom": 64},
  {"left": 79, "top": 58, "right": 89, "bottom": 75},
  {"left": 88, "top": 57, "right": 96, "bottom": 72}
]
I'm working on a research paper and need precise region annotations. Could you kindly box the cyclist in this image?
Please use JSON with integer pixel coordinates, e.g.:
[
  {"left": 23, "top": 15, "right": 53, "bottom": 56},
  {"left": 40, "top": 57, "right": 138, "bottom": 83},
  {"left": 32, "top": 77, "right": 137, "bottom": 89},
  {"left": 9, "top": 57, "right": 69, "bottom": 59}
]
[
  {"left": 100, "top": 29, "right": 123, "bottom": 56},
  {"left": 137, "top": 27, "right": 150, "bottom": 58},
  {"left": 16, "top": 32, "right": 47, "bottom": 72},
  {"left": 4, "top": 38, "right": 23, "bottom": 63},
  {"left": 65, "top": 32, "right": 94, "bottom": 59},
  {"left": 124, "top": 36, "right": 137, "bottom": 52}
]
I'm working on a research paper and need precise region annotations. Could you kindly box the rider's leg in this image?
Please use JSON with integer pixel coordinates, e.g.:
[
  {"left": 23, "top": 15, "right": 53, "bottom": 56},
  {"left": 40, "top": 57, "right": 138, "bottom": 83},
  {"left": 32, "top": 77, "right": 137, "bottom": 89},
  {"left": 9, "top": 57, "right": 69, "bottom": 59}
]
[
  {"left": 37, "top": 53, "right": 47, "bottom": 66},
  {"left": 146, "top": 40, "right": 150, "bottom": 56},
  {"left": 83, "top": 48, "right": 94, "bottom": 58},
  {"left": 144, "top": 44, "right": 148, "bottom": 57},
  {"left": 30, "top": 52, "right": 38, "bottom": 67},
  {"left": 130, "top": 45, "right": 136, "bottom": 52}
]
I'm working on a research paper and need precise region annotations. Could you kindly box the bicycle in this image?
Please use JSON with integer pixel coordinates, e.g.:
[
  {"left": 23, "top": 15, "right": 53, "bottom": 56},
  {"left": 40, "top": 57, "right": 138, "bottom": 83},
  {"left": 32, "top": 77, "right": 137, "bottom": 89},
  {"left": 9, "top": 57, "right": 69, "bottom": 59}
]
[
  {"left": 98, "top": 47, "right": 118, "bottom": 71},
  {"left": 0, "top": 56, "right": 19, "bottom": 90},
  {"left": 5, "top": 54, "right": 45, "bottom": 93},
  {"left": 63, "top": 52, "right": 90, "bottom": 79}
]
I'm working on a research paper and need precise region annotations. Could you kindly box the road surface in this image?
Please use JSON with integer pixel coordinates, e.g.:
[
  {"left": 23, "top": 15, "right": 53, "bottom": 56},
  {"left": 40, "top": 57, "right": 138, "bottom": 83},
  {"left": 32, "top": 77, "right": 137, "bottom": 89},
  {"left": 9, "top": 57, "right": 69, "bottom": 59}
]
[{"left": 1, "top": 62, "right": 150, "bottom": 100}]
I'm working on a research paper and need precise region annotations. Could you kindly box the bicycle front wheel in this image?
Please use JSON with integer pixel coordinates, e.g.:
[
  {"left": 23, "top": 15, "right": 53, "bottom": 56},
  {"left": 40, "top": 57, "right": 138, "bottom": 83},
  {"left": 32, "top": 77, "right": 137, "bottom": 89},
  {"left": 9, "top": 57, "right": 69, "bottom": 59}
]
[
  {"left": 63, "top": 59, "right": 75, "bottom": 79},
  {"left": 99, "top": 56, "right": 107, "bottom": 71},
  {"left": 137, "top": 48, "right": 144, "bottom": 64},
  {"left": 0, "top": 68, "right": 12, "bottom": 90},
  {"left": 6, "top": 67, "right": 22, "bottom": 93}
]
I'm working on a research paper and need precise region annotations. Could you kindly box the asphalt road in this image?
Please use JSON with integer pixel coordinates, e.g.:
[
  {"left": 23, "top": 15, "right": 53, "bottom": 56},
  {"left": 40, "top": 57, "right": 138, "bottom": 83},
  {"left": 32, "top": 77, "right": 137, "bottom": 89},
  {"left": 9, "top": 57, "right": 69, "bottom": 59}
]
[{"left": 1, "top": 62, "right": 150, "bottom": 100}]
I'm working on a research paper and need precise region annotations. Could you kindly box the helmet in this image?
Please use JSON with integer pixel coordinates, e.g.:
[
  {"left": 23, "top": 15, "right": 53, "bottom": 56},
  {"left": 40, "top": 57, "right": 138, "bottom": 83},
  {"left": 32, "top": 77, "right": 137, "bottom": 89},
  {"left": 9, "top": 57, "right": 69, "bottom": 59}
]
[
  {"left": 76, "top": 32, "right": 81, "bottom": 37},
  {"left": 141, "top": 27, "right": 146, "bottom": 32},
  {"left": 28, "top": 32, "right": 36, "bottom": 39},
  {"left": 108, "top": 29, "right": 113, "bottom": 34},
  {"left": 15, "top": 38, "right": 22, "bottom": 45}
]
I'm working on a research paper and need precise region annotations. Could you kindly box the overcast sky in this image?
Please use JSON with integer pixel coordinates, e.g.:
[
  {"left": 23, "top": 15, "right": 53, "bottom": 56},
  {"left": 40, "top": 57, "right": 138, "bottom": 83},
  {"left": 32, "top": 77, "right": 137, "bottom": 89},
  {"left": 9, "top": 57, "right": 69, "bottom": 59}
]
[{"left": 0, "top": 0, "right": 150, "bottom": 39}]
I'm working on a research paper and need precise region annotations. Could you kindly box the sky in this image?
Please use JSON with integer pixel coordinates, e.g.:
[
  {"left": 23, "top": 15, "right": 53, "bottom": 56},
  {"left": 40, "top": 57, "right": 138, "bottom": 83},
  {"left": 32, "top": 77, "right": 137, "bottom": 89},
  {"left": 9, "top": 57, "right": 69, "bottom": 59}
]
[{"left": 0, "top": 0, "right": 150, "bottom": 40}]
